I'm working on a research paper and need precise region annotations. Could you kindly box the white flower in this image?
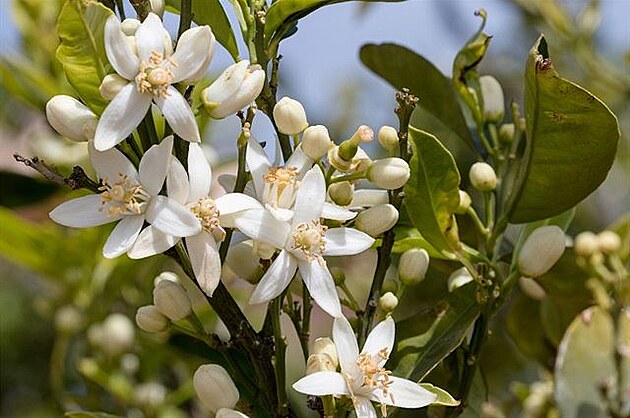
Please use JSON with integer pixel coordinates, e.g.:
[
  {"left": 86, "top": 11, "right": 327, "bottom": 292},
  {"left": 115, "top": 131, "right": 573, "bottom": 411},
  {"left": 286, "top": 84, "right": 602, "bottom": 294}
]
[
  {"left": 233, "top": 166, "right": 374, "bottom": 317},
  {"left": 128, "top": 142, "right": 261, "bottom": 295},
  {"left": 94, "top": 13, "right": 214, "bottom": 150},
  {"left": 293, "top": 316, "right": 437, "bottom": 417},
  {"left": 49, "top": 136, "right": 200, "bottom": 258}
]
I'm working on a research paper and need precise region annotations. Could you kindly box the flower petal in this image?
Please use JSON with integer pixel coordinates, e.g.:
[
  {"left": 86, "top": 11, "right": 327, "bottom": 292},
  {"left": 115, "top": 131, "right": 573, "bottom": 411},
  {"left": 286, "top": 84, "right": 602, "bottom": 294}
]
[
  {"left": 292, "top": 371, "right": 349, "bottom": 397},
  {"left": 49, "top": 194, "right": 117, "bottom": 227},
  {"left": 218, "top": 174, "right": 236, "bottom": 193},
  {"left": 128, "top": 225, "right": 179, "bottom": 258},
  {"left": 215, "top": 193, "right": 263, "bottom": 215},
  {"left": 204, "top": 61, "right": 249, "bottom": 104},
  {"left": 187, "top": 143, "right": 212, "bottom": 201},
  {"left": 246, "top": 137, "right": 271, "bottom": 198},
  {"left": 299, "top": 259, "right": 342, "bottom": 318},
  {"left": 323, "top": 228, "right": 375, "bottom": 256},
  {"left": 146, "top": 195, "right": 201, "bottom": 237},
  {"left": 89, "top": 142, "right": 138, "bottom": 181},
  {"left": 134, "top": 13, "right": 165, "bottom": 61},
  {"left": 212, "top": 66, "right": 265, "bottom": 119},
  {"left": 102, "top": 215, "right": 144, "bottom": 258},
  {"left": 250, "top": 250, "right": 297, "bottom": 304},
  {"left": 267, "top": 205, "right": 293, "bottom": 223},
  {"left": 170, "top": 26, "right": 213, "bottom": 82},
  {"left": 369, "top": 376, "right": 437, "bottom": 408},
  {"left": 167, "top": 156, "right": 189, "bottom": 205},
  {"left": 362, "top": 316, "right": 395, "bottom": 368},
  {"left": 139, "top": 135, "right": 173, "bottom": 196},
  {"left": 321, "top": 202, "right": 356, "bottom": 221},
  {"left": 292, "top": 165, "right": 325, "bottom": 225},
  {"left": 156, "top": 86, "right": 200, "bottom": 143},
  {"left": 233, "top": 209, "right": 290, "bottom": 249},
  {"left": 187, "top": 232, "right": 221, "bottom": 296},
  {"left": 285, "top": 144, "right": 312, "bottom": 176},
  {"left": 354, "top": 397, "right": 378, "bottom": 418},
  {"left": 333, "top": 315, "right": 360, "bottom": 374},
  {"left": 104, "top": 15, "right": 139, "bottom": 79},
  {"left": 94, "top": 82, "right": 152, "bottom": 151}
]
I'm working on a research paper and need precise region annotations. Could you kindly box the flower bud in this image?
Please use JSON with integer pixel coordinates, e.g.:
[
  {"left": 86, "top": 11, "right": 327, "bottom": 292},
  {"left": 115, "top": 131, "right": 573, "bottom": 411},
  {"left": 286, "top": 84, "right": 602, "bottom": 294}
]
[
  {"left": 597, "top": 230, "right": 621, "bottom": 254},
  {"left": 447, "top": 267, "right": 474, "bottom": 292},
  {"left": 135, "top": 382, "right": 167, "bottom": 409},
  {"left": 574, "top": 231, "right": 599, "bottom": 257},
  {"left": 153, "top": 280, "right": 192, "bottom": 321},
  {"left": 121, "top": 18, "right": 140, "bottom": 35},
  {"left": 328, "top": 181, "right": 354, "bottom": 206},
  {"left": 301, "top": 125, "right": 332, "bottom": 160},
  {"left": 469, "top": 162, "right": 497, "bottom": 192},
  {"left": 518, "top": 277, "right": 547, "bottom": 300},
  {"left": 367, "top": 158, "right": 410, "bottom": 190},
  {"left": 135, "top": 305, "right": 168, "bottom": 333},
  {"left": 480, "top": 75, "right": 504, "bottom": 123},
  {"left": 99, "top": 74, "right": 129, "bottom": 100},
  {"left": 306, "top": 353, "right": 337, "bottom": 374},
  {"left": 202, "top": 61, "right": 265, "bottom": 119},
  {"left": 46, "top": 95, "right": 97, "bottom": 142},
  {"left": 378, "top": 125, "right": 399, "bottom": 150},
  {"left": 311, "top": 337, "right": 338, "bottom": 367},
  {"left": 350, "top": 189, "right": 389, "bottom": 208},
  {"left": 273, "top": 96, "right": 308, "bottom": 134},
  {"left": 328, "top": 146, "right": 353, "bottom": 172},
  {"left": 55, "top": 305, "right": 83, "bottom": 334},
  {"left": 378, "top": 292, "right": 399, "bottom": 312},
  {"left": 154, "top": 271, "right": 180, "bottom": 286},
  {"left": 216, "top": 409, "right": 250, "bottom": 418},
  {"left": 518, "top": 225, "right": 566, "bottom": 278},
  {"left": 398, "top": 248, "right": 430, "bottom": 286},
  {"left": 149, "top": 0, "right": 165, "bottom": 17},
  {"left": 100, "top": 313, "right": 135, "bottom": 356},
  {"left": 499, "top": 123, "right": 515, "bottom": 144},
  {"left": 193, "top": 364, "right": 240, "bottom": 413},
  {"left": 338, "top": 125, "right": 373, "bottom": 161},
  {"left": 354, "top": 204, "right": 399, "bottom": 237},
  {"left": 178, "top": 26, "right": 215, "bottom": 85},
  {"left": 455, "top": 190, "right": 472, "bottom": 215},
  {"left": 225, "top": 240, "right": 264, "bottom": 284}
]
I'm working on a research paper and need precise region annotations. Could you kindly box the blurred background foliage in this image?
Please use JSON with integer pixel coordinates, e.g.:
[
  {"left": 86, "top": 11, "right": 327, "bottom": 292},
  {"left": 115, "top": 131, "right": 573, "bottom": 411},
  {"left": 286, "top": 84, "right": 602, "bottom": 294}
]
[{"left": 0, "top": 0, "right": 628, "bottom": 417}]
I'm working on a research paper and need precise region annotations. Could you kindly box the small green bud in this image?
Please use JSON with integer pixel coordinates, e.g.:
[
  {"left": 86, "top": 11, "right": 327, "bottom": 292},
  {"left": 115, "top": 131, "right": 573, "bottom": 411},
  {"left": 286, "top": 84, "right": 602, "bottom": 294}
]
[
  {"left": 328, "top": 181, "right": 354, "bottom": 206},
  {"left": 378, "top": 125, "right": 399, "bottom": 150},
  {"left": 498, "top": 123, "right": 515, "bottom": 144}
]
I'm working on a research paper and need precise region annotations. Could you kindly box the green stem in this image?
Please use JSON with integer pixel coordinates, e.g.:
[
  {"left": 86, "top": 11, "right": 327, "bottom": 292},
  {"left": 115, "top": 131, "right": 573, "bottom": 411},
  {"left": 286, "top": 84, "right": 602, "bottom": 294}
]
[
  {"left": 177, "top": 0, "right": 192, "bottom": 38},
  {"left": 301, "top": 283, "right": 312, "bottom": 359},
  {"left": 466, "top": 206, "right": 489, "bottom": 240},
  {"left": 329, "top": 171, "right": 366, "bottom": 184},
  {"left": 270, "top": 296, "right": 289, "bottom": 416},
  {"left": 114, "top": 0, "right": 125, "bottom": 19},
  {"left": 339, "top": 282, "right": 361, "bottom": 312}
]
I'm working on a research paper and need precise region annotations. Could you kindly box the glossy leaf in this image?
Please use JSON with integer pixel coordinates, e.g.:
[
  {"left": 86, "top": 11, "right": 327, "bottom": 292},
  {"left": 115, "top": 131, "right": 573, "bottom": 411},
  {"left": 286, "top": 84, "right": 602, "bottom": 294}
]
[
  {"left": 404, "top": 127, "right": 461, "bottom": 254},
  {"left": 506, "top": 36, "right": 620, "bottom": 224},
  {"left": 56, "top": 0, "right": 113, "bottom": 114},
  {"left": 390, "top": 283, "right": 479, "bottom": 381},
  {"left": 166, "top": 0, "right": 239, "bottom": 61},
  {"left": 420, "top": 383, "right": 460, "bottom": 406},
  {"left": 265, "top": 0, "right": 405, "bottom": 42},
  {"left": 360, "top": 43, "right": 476, "bottom": 153}
]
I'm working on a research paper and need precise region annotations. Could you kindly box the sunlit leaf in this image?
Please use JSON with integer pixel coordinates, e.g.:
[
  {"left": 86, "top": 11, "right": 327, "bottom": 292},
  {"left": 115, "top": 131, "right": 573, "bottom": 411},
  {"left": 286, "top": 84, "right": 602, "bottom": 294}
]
[
  {"left": 505, "top": 36, "right": 619, "bottom": 224},
  {"left": 420, "top": 383, "right": 460, "bottom": 406}
]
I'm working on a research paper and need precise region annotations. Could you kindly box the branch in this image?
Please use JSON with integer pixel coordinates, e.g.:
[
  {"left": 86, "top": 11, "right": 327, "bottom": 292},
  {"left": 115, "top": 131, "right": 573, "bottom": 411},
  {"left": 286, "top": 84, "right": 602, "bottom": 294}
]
[{"left": 13, "top": 154, "right": 100, "bottom": 193}]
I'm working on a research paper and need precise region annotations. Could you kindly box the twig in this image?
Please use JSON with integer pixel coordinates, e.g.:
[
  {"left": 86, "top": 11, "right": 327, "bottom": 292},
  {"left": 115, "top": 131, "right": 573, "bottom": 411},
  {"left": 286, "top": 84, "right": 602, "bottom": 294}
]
[{"left": 14, "top": 154, "right": 100, "bottom": 193}]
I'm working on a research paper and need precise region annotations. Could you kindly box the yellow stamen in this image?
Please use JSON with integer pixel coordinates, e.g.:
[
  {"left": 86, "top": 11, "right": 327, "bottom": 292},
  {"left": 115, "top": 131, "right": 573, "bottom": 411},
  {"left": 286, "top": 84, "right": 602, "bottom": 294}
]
[
  {"left": 189, "top": 198, "right": 225, "bottom": 240},
  {"left": 99, "top": 174, "right": 149, "bottom": 216},
  {"left": 135, "top": 50, "right": 176, "bottom": 98},
  {"left": 291, "top": 220, "right": 327, "bottom": 264}
]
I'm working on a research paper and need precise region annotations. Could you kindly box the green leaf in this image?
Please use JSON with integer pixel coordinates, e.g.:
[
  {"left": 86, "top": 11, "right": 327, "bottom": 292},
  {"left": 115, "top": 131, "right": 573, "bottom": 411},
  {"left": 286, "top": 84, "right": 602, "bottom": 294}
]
[
  {"left": 166, "top": 0, "right": 239, "bottom": 61},
  {"left": 404, "top": 127, "right": 461, "bottom": 254},
  {"left": 506, "top": 293, "right": 555, "bottom": 367},
  {"left": 360, "top": 43, "right": 476, "bottom": 153},
  {"left": 56, "top": 0, "right": 113, "bottom": 114},
  {"left": 554, "top": 307, "right": 629, "bottom": 418},
  {"left": 390, "top": 283, "right": 480, "bottom": 381},
  {"left": 392, "top": 237, "right": 451, "bottom": 260},
  {"left": 506, "top": 36, "right": 620, "bottom": 224},
  {"left": 420, "top": 383, "right": 460, "bottom": 406},
  {"left": 265, "top": 0, "right": 405, "bottom": 42}
]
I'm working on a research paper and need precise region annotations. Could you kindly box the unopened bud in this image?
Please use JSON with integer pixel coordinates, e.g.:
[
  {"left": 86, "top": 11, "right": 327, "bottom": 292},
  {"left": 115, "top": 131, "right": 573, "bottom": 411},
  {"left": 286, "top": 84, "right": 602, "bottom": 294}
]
[
  {"left": 135, "top": 305, "right": 168, "bottom": 333},
  {"left": 149, "top": 0, "right": 165, "bottom": 17},
  {"left": 55, "top": 305, "right": 83, "bottom": 334},
  {"left": 216, "top": 409, "right": 250, "bottom": 418},
  {"left": 225, "top": 240, "right": 264, "bottom": 284},
  {"left": 398, "top": 248, "right": 430, "bottom": 286},
  {"left": 312, "top": 337, "right": 338, "bottom": 367},
  {"left": 329, "top": 267, "right": 346, "bottom": 285},
  {"left": 306, "top": 353, "right": 337, "bottom": 374},
  {"left": 455, "top": 190, "right": 472, "bottom": 215},
  {"left": 518, "top": 277, "right": 547, "bottom": 300},
  {"left": 328, "top": 181, "right": 354, "bottom": 206},
  {"left": 518, "top": 225, "right": 566, "bottom": 278},
  {"left": 273, "top": 96, "right": 308, "bottom": 134},
  {"left": 100, "top": 313, "right": 135, "bottom": 356},
  {"left": 327, "top": 146, "right": 353, "bottom": 172},
  {"left": 350, "top": 189, "right": 389, "bottom": 208},
  {"left": 447, "top": 267, "right": 474, "bottom": 292},
  {"left": 121, "top": 18, "right": 140, "bottom": 35},
  {"left": 153, "top": 280, "right": 192, "bottom": 321},
  {"left": 135, "top": 382, "right": 167, "bottom": 409},
  {"left": 597, "top": 230, "right": 621, "bottom": 254},
  {"left": 46, "top": 95, "right": 97, "bottom": 142},
  {"left": 120, "top": 353, "right": 140, "bottom": 375},
  {"left": 338, "top": 125, "right": 373, "bottom": 161},
  {"left": 498, "top": 123, "right": 515, "bottom": 144},
  {"left": 354, "top": 204, "right": 399, "bottom": 237},
  {"left": 154, "top": 271, "right": 180, "bottom": 286},
  {"left": 469, "top": 162, "right": 497, "bottom": 192},
  {"left": 378, "top": 125, "right": 399, "bottom": 150},
  {"left": 367, "top": 158, "right": 410, "bottom": 190},
  {"left": 480, "top": 75, "right": 504, "bottom": 123},
  {"left": 301, "top": 125, "right": 332, "bottom": 160},
  {"left": 379, "top": 292, "right": 399, "bottom": 312},
  {"left": 574, "top": 231, "right": 599, "bottom": 257},
  {"left": 193, "top": 364, "right": 240, "bottom": 413},
  {"left": 202, "top": 61, "right": 264, "bottom": 119},
  {"left": 100, "top": 74, "right": 129, "bottom": 100}
]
